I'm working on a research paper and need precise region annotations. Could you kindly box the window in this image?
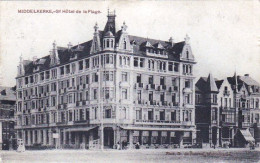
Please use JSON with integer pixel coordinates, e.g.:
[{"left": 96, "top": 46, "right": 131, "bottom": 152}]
[
  {"left": 85, "top": 91, "right": 89, "bottom": 101},
  {"left": 148, "top": 60, "right": 155, "bottom": 70},
  {"left": 78, "top": 92, "right": 83, "bottom": 101},
  {"left": 60, "top": 66, "right": 64, "bottom": 75},
  {"left": 93, "top": 89, "right": 97, "bottom": 100},
  {"left": 213, "top": 94, "right": 217, "bottom": 104},
  {"left": 124, "top": 40, "right": 127, "bottom": 49},
  {"left": 106, "top": 39, "right": 110, "bottom": 48},
  {"left": 79, "top": 61, "right": 83, "bottom": 70},
  {"left": 174, "top": 63, "right": 179, "bottom": 72},
  {"left": 134, "top": 57, "right": 138, "bottom": 67},
  {"left": 148, "top": 109, "right": 153, "bottom": 120},
  {"left": 136, "top": 110, "right": 142, "bottom": 120},
  {"left": 122, "top": 72, "right": 128, "bottom": 82},
  {"left": 85, "top": 75, "right": 89, "bottom": 84},
  {"left": 160, "top": 110, "right": 165, "bottom": 121},
  {"left": 92, "top": 73, "right": 98, "bottom": 82},
  {"left": 137, "top": 90, "right": 141, "bottom": 101},
  {"left": 71, "top": 63, "right": 76, "bottom": 73},
  {"left": 45, "top": 71, "right": 50, "bottom": 79},
  {"left": 85, "top": 59, "right": 89, "bottom": 69},
  {"left": 168, "top": 62, "right": 173, "bottom": 71},
  {"left": 171, "top": 111, "right": 176, "bottom": 121},
  {"left": 185, "top": 94, "right": 191, "bottom": 104},
  {"left": 160, "top": 92, "right": 165, "bottom": 102},
  {"left": 104, "top": 71, "right": 110, "bottom": 81},
  {"left": 172, "top": 93, "right": 176, "bottom": 103},
  {"left": 122, "top": 89, "right": 127, "bottom": 99},
  {"left": 40, "top": 73, "right": 44, "bottom": 81},
  {"left": 105, "top": 109, "right": 111, "bottom": 118},
  {"left": 160, "top": 76, "right": 165, "bottom": 86},
  {"left": 149, "top": 91, "right": 153, "bottom": 102},
  {"left": 148, "top": 75, "right": 154, "bottom": 85},
  {"left": 185, "top": 80, "right": 190, "bottom": 88},
  {"left": 105, "top": 89, "right": 109, "bottom": 99},
  {"left": 195, "top": 94, "right": 200, "bottom": 104},
  {"left": 51, "top": 96, "right": 56, "bottom": 106},
  {"left": 51, "top": 83, "right": 56, "bottom": 91},
  {"left": 140, "top": 58, "right": 144, "bottom": 67},
  {"left": 137, "top": 74, "right": 141, "bottom": 83}
]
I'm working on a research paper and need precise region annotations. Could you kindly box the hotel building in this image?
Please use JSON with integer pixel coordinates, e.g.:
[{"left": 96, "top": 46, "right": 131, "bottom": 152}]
[{"left": 15, "top": 11, "right": 197, "bottom": 149}]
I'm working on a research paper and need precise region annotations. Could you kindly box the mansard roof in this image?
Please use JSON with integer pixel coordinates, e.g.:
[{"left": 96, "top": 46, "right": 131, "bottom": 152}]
[{"left": 21, "top": 13, "right": 189, "bottom": 76}]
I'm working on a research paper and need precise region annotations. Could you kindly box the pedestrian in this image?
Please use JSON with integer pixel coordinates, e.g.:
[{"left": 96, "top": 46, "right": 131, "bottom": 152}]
[
  {"left": 117, "top": 142, "right": 120, "bottom": 150},
  {"left": 135, "top": 142, "right": 140, "bottom": 149}
]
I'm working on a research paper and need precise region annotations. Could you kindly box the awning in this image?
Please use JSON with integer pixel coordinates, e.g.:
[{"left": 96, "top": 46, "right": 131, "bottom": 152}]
[
  {"left": 66, "top": 126, "right": 97, "bottom": 132},
  {"left": 120, "top": 126, "right": 196, "bottom": 132},
  {"left": 240, "top": 129, "right": 255, "bottom": 142}
]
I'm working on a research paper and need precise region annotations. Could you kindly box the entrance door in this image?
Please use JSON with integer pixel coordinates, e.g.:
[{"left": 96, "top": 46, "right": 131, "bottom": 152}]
[{"left": 104, "top": 127, "right": 114, "bottom": 148}]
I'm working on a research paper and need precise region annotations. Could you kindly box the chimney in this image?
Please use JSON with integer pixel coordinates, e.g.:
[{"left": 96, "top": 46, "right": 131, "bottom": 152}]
[
  {"left": 244, "top": 74, "right": 249, "bottom": 77},
  {"left": 33, "top": 56, "right": 37, "bottom": 64},
  {"left": 68, "top": 42, "right": 73, "bottom": 49},
  {"left": 169, "top": 37, "right": 174, "bottom": 46}
]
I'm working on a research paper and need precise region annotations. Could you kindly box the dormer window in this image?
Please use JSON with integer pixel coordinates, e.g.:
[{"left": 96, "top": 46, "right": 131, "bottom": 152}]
[
  {"left": 124, "top": 40, "right": 127, "bottom": 49},
  {"left": 107, "top": 39, "right": 110, "bottom": 48},
  {"left": 111, "top": 39, "right": 114, "bottom": 48},
  {"left": 186, "top": 51, "right": 189, "bottom": 58}
]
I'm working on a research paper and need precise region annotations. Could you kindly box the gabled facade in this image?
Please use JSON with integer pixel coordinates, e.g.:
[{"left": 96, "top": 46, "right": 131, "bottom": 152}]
[
  {"left": 15, "top": 11, "right": 197, "bottom": 149},
  {"left": 196, "top": 73, "right": 260, "bottom": 148},
  {"left": 195, "top": 74, "right": 238, "bottom": 147},
  {"left": 228, "top": 74, "right": 260, "bottom": 146}
]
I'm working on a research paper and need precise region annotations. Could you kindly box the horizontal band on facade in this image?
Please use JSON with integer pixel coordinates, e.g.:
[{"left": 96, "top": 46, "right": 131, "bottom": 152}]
[
  {"left": 120, "top": 126, "right": 196, "bottom": 132},
  {"left": 65, "top": 126, "right": 97, "bottom": 132}
]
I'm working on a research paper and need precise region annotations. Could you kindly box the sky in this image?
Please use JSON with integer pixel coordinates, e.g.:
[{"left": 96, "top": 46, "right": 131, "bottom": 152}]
[{"left": 0, "top": 1, "right": 260, "bottom": 87}]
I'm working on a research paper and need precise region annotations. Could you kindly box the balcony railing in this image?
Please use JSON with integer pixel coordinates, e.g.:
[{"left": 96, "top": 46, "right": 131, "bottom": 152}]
[
  {"left": 242, "top": 122, "right": 251, "bottom": 128},
  {"left": 223, "top": 90, "right": 230, "bottom": 96},
  {"left": 135, "top": 119, "right": 181, "bottom": 124}
]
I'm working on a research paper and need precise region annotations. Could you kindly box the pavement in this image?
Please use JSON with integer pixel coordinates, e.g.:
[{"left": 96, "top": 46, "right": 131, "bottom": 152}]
[{"left": 0, "top": 148, "right": 259, "bottom": 163}]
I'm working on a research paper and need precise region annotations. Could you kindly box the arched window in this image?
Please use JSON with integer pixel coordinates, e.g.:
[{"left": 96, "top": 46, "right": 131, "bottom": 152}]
[
  {"left": 123, "top": 57, "right": 126, "bottom": 65},
  {"left": 111, "top": 39, "right": 114, "bottom": 48},
  {"left": 95, "top": 41, "right": 97, "bottom": 50},
  {"left": 186, "top": 50, "right": 189, "bottom": 58},
  {"left": 110, "top": 55, "right": 113, "bottom": 64},
  {"left": 119, "top": 56, "right": 122, "bottom": 65},
  {"left": 127, "top": 57, "right": 130, "bottom": 66},
  {"left": 107, "top": 39, "right": 110, "bottom": 48},
  {"left": 124, "top": 40, "right": 127, "bottom": 49}
]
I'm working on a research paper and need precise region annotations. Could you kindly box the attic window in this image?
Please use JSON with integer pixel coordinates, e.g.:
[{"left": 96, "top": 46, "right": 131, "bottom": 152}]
[
  {"left": 186, "top": 51, "right": 189, "bottom": 58},
  {"left": 124, "top": 40, "right": 127, "bottom": 49}
]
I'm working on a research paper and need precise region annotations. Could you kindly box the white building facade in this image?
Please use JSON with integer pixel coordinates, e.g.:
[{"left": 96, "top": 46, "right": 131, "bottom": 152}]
[{"left": 15, "top": 11, "right": 197, "bottom": 149}]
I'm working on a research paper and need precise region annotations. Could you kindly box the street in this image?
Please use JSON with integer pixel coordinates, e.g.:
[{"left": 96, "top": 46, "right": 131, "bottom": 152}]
[{"left": 0, "top": 148, "right": 259, "bottom": 163}]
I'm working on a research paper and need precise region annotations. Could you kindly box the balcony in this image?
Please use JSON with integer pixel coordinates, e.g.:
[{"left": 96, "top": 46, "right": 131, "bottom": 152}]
[
  {"left": 223, "top": 90, "right": 230, "bottom": 96},
  {"left": 74, "top": 120, "right": 89, "bottom": 124},
  {"left": 242, "top": 122, "right": 251, "bottom": 128},
  {"left": 67, "top": 86, "right": 76, "bottom": 92},
  {"left": 135, "top": 119, "right": 181, "bottom": 125},
  {"left": 76, "top": 101, "right": 83, "bottom": 107},
  {"left": 221, "top": 121, "right": 236, "bottom": 126}
]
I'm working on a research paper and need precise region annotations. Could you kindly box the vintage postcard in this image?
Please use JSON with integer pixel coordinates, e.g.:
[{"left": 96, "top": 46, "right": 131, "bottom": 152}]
[{"left": 0, "top": 1, "right": 259, "bottom": 163}]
